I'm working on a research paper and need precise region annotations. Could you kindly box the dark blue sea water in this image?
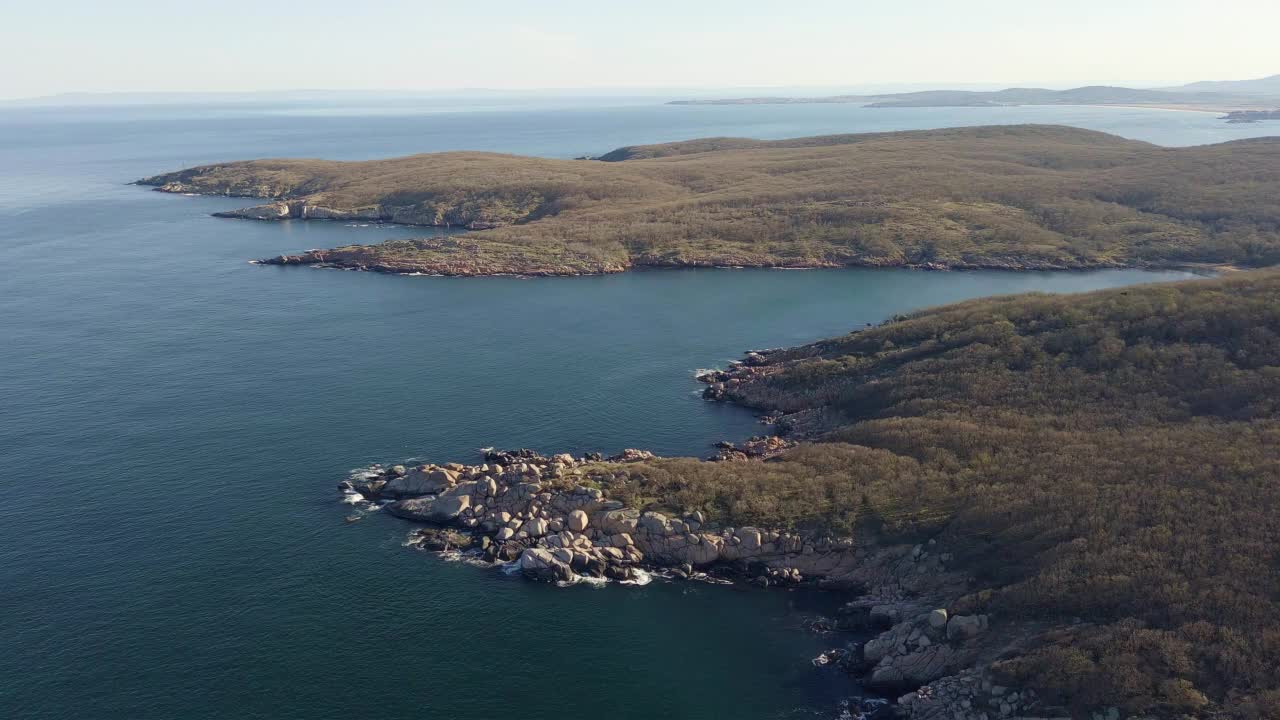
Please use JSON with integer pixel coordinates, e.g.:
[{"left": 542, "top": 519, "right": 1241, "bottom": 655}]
[{"left": 0, "top": 98, "right": 1228, "bottom": 720}]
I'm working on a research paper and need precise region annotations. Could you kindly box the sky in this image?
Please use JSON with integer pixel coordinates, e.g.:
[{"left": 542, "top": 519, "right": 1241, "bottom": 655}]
[{"left": 2, "top": 0, "right": 1277, "bottom": 100}]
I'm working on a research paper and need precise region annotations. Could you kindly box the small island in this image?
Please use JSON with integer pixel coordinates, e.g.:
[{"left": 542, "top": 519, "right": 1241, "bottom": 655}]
[
  {"left": 1222, "top": 109, "right": 1280, "bottom": 123},
  {"left": 138, "top": 125, "right": 1280, "bottom": 277},
  {"left": 344, "top": 270, "right": 1280, "bottom": 719}
]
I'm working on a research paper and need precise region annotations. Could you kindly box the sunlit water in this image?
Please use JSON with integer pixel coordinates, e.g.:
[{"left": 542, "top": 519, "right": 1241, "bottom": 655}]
[{"left": 0, "top": 98, "right": 1222, "bottom": 719}]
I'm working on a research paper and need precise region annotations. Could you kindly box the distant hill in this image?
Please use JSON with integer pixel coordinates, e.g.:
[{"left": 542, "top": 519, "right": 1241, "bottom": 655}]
[
  {"left": 671, "top": 81, "right": 1280, "bottom": 112},
  {"left": 1163, "top": 73, "right": 1280, "bottom": 95}
]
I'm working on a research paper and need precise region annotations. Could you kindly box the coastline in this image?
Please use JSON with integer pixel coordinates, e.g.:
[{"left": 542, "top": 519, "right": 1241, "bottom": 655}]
[
  {"left": 327, "top": 270, "right": 1280, "bottom": 719},
  {"left": 669, "top": 100, "right": 1268, "bottom": 116},
  {"left": 339, "top": 370, "right": 1051, "bottom": 719},
  {"left": 136, "top": 125, "right": 1280, "bottom": 281},
  {"left": 255, "top": 247, "right": 1232, "bottom": 278}
]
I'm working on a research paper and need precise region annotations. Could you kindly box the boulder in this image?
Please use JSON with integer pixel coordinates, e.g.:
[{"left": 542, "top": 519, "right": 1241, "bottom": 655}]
[
  {"left": 870, "top": 604, "right": 900, "bottom": 627},
  {"left": 946, "top": 614, "right": 987, "bottom": 641},
  {"left": 519, "top": 548, "right": 572, "bottom": 581},
  {"left": 567, "top": 509, "right": 589, "bottom": 532},
  {"left": 867, "top": 666, "right": 906, "bottom": 693},
  {"left": 594, "top": 508, "right": 639, "bottom": 535},
  {"left": 678, "top": 537, "right": 720, "bottom": 566},
  {"left": 382, "top": 466, "right": 457, "bottom": 497},
  {"left": 414, "top": 528, "right": 472, "bottom": 551},
  {"left": 435, "top": 496, "right": 469, "bottom": 521},
  {"left": 638, "top": 512, "right": 671, "bottom": 535},
  {"left": 521, "top": 517, "right": 549, "bottom": 537},
  {"left": 736, "top": 527, "right": 762, "bottom": 551},
  {"left": 928, "top": 609, "right": 949, "bottom": 629},
  {"left": 609, "top": 448, "right": 656, "bottom": 462}
]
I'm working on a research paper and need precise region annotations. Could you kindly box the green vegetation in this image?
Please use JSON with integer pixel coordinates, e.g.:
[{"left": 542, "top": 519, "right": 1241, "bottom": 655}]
[
  {"left": 614, "top": 270, "right": 1280, "bottom": 717},
  {"left": 139, "top": 125, "right": 1280, "bottom": 275}
]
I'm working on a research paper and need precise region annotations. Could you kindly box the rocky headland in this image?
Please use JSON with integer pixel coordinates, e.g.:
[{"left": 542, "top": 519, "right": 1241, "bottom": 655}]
[
  {"left": 345, "top": 447, "right": 1044, "bottom": 719},
  {"left": 339, "top": 271, "right": 1280, "bottom": 719}
]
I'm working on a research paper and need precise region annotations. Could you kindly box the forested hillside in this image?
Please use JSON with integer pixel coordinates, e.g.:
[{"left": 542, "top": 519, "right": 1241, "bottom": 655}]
[
  {"left": 139, "top": 125, "right": 1280, "bottom": 276},
  {"left": 628, "top": 270, "right": 1280, "bottom": 717}
]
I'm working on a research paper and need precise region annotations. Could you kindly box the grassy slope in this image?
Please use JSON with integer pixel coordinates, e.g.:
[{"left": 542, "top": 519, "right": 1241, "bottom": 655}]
[
  {"left": 622, "top": 270, "right": 1280, "bottom": 717},
  {"left": 139, "top": 125, "right": 1280, "bottom": 275}
]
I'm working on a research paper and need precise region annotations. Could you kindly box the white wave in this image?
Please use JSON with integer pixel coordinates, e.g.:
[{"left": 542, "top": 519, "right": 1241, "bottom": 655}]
[
  {"left": 340, "top": 490, "right": 366, "bottom": 505},
  {"left": 829, "top": 698, "right": 890, "bottom": 720},
  {"left": 691, "top": 572, "right": 733, "bottom": 586},
  {"left": 438, "top": 549, "right": 496, "bottom": 568},
  {"left": 347, "top": 465, "right": 382, "bottom": 480},
  {"left": 620, "top": 568, "right": 654, "bottom": 586}
]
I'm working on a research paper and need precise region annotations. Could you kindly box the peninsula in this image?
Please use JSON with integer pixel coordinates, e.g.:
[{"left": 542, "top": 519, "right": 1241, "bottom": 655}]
[
  {"left": 347, "top": 270, "right": 1280, "bottom": 719},
  {"left": 138, "top": 125, "right": 1280, "bottom": 276},
  {"left": 667, "top": 78, "right": 1280, "bottom": 115}
]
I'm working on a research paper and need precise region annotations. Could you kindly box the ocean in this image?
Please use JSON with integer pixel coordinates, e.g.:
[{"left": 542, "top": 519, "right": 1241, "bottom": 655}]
[{"left": 0, "top": 97, "right": 1243, "bottom": 719}]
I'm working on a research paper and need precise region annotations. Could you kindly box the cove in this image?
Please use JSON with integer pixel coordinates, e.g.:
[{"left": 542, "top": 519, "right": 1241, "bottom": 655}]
[{"left": 0, "top": 98, "right": 1211, "bottom": 720}]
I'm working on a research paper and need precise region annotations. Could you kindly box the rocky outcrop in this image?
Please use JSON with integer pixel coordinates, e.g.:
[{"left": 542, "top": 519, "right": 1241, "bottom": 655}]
[
  {"left": 255, "top": 237, "right": 631, "bottom": 278},
  {"left": 1221, "top": 109, "right": 1280, "bottom": 123},
  {"left": 345, "top": 449, "right": 955, "bottom": 589},
  {"left": 343, "top": 449, "right": 1052, "bottom": 719},
  {"left": 896, "top": 669, "right": 1058, "bottom": 720},
  {"left": 382, "top": 466, "right": 458, "bottom": 497},
  {"left": 206, "top": 200, "right": 514, "bottom": 229}
]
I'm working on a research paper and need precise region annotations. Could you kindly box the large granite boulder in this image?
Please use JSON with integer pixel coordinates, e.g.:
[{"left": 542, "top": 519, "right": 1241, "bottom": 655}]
[
  {"left": 385, "top": 491, "right": 470, "bottom": 523},
  {"left": 519, "top": 548, "right": 573, "bottom": 582},
  {"left": 382, "top": 466, "right": 458, "bottom": 497}
]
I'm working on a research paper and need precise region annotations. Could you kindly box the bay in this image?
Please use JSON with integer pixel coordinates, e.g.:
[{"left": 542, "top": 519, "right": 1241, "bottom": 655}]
[{"left": 0, "top": 97, "right": 1218, "bottom": 719}]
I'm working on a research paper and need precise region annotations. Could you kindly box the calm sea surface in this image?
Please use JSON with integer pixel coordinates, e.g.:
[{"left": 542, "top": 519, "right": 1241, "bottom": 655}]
[{"left": 0, "top": 98, "right": 1239, "bottom": 719}]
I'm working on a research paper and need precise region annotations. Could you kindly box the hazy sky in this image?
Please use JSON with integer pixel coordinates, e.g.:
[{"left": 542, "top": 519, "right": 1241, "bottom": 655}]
[{"left": 3, "top": 0, "right": 1277, "bottom": 99}]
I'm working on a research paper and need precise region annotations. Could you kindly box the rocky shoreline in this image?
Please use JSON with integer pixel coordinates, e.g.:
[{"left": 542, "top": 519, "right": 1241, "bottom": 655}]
[
  {"left": 258, "top": 243, "right": 1147, "bottom": 278},
  {"left": 343, "top": 445, "right": 1067, "bottom": 720}
]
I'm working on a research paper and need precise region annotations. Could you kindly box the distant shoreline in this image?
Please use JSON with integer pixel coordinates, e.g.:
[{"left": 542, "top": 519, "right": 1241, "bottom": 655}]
[{"left": 673, "top": 99, "right": 1246, "bottom": 116}]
